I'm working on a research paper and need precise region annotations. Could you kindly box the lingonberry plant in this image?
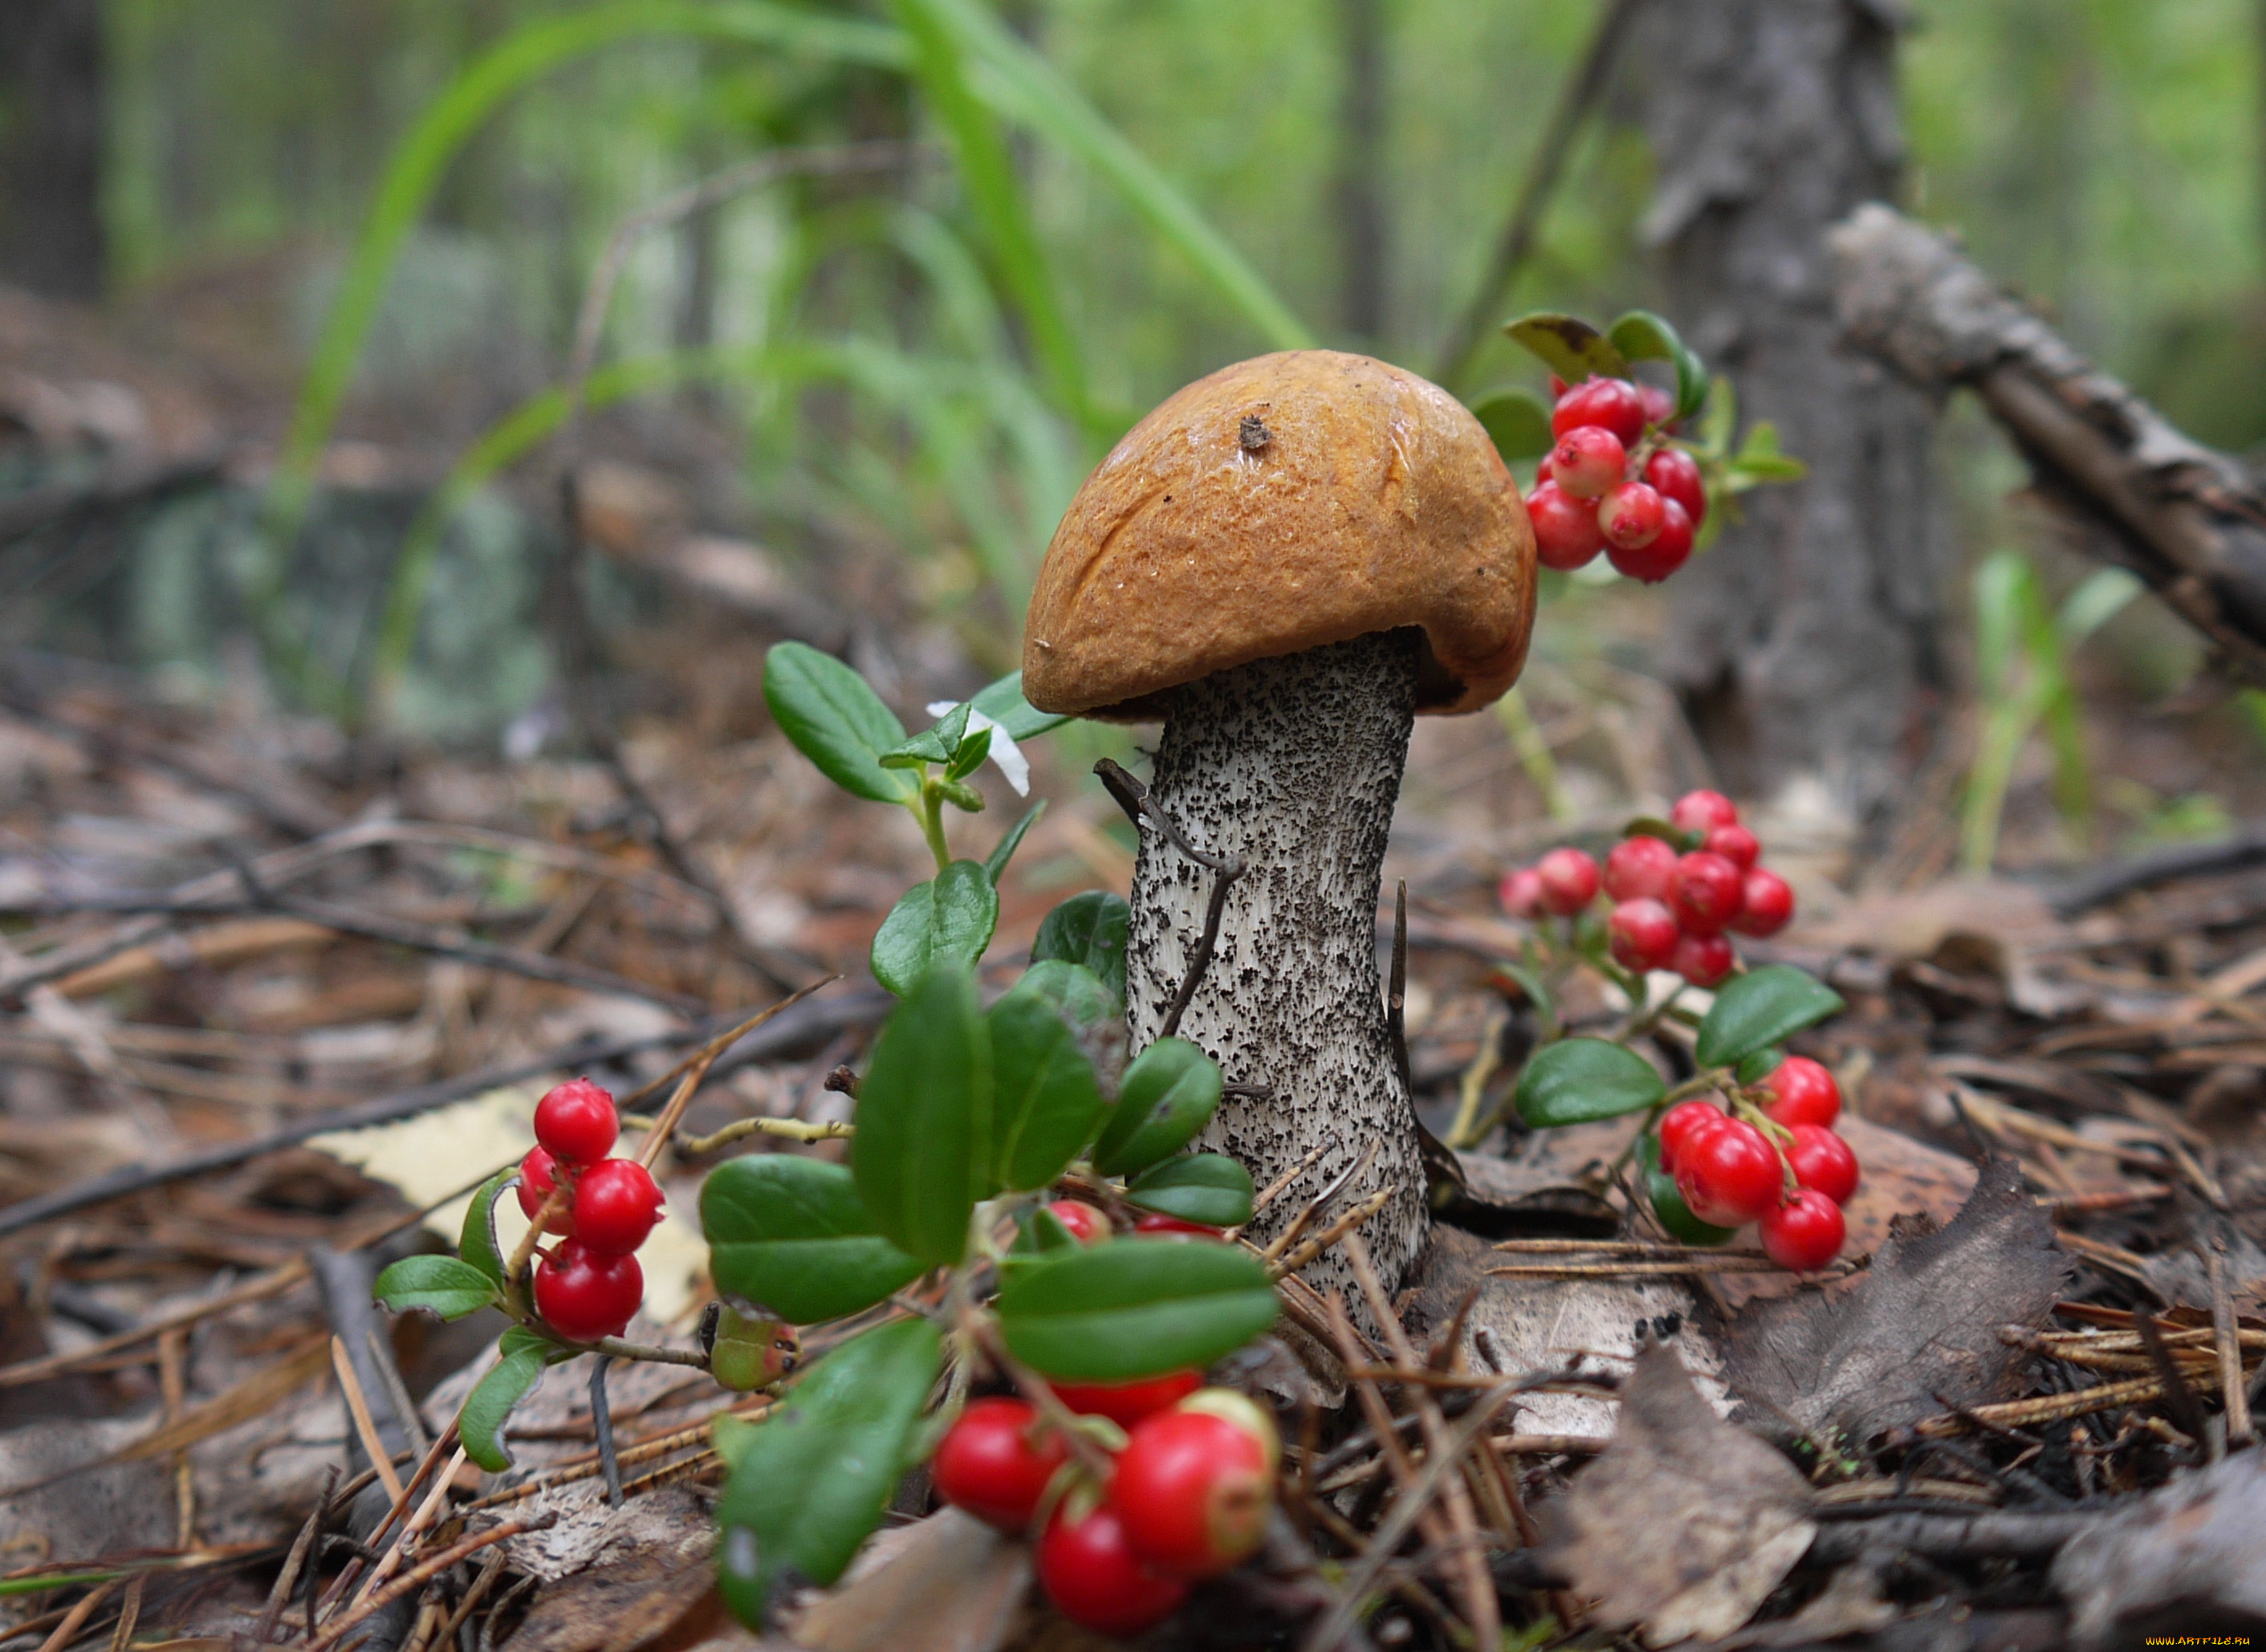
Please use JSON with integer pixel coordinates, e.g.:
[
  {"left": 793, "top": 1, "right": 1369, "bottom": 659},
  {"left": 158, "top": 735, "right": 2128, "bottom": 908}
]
[
  {"left": 1467, "top": 309, "right": 1805, "bottom": 585},
  {"left": 376, "top": 646, "right": 1294, "bottom": 1638},
  {"left": 1467, "top": 788, "right": 1858, "bottom": 1263}
]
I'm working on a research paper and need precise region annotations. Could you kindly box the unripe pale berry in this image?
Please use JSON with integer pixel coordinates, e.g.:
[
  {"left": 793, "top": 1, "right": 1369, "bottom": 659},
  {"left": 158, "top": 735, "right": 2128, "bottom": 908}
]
[
  {"left": 1785, "top": 1123, "right": 1859, "bottom": 1205},
  {"left": 534, "top": 1078, "right": 618, "bottom": 1164},
  {"left": 1526, "top": 480, "right": 1606, "bottom": 571},
  {"left": 1552, "top": 377, "right": 1646, "bottom": 446},
  {"left": 1597, "top": 481, "right": 1666, "bottom": 551},
  {"left": 1550, "top": 426, "right": 1626, "bottom": 498},
  {"left": 1607, "top": 496, "right": 1693, "bottom": 583},
  {"left": 572, "top": 1158, "right": 665, "bottom": 1257},
  {"left": 1609, "top": 898, "right": 1679, "bottom": 972},
  {"left": 1603, "top": 834, "right": 1679, "bottom": 901},
  {"left": 1536, "top": 847, "right": 1601, "bottom": 916},
  {"left": 1670, "top": 851, "right": 1746, "bottom": 934},
  {"left": 1760, "top": 1188, "right": 1845, "bottom": 1272},
  {"left": 1499, "top": 867, "right": 1546, "bottom": 920},
  {"left": 1111, "top": 1396, "right": 1278, "bottom": 1577},
  {"left": 1670, "top": 790, "right": 1739, "bottom": 836},
  {"left": 1702, "top": 823, "right": 1760, "bottom": 871},
  {"left": 1760, "top": 1055, "right": 1840, "bottom": 1129},
  {"left": 1642, "top": 446, "right": 1706, "bottom": 525},
  {"left": 1731, "top": 868, "right": 1796, "bottom": 938},
  {"left": 1671, "top": 930, "right": 1735, "bottom": 987}
]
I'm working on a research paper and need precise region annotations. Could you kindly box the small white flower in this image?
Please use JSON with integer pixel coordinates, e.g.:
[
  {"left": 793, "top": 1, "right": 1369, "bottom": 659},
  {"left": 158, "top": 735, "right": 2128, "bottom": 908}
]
[{"left": 926, "top": 701, "right": 1031, "bottom": 796}]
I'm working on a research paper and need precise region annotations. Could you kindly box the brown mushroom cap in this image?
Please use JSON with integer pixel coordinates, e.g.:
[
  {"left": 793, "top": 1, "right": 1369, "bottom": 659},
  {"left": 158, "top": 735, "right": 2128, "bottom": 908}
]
[{"left": 1022, "top": 349, "right": 1536, "bottom": 718}]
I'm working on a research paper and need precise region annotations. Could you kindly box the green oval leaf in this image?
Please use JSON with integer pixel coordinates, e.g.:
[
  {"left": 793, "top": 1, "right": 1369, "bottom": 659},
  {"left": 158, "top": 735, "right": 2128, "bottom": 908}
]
[
  {"left": 995, "top": 1238, "right": 1278, "bottom": 1381},
  {"left": 870, "top": 861, "right": 1000, "bottom": 997},
  {"left": 1735, "top": 1047, "right": 1786, "bottom": 1085},
  {"left": 763, "top": 641, "right": 917, "bottom": 805},
  {"left": 458, "top": 1170, "right": 514, "bottom": 1284},
  {"left": 1125, "top": 1154, "right": 1252, "bottom": 1227},
  {"left": 880, "top": 702, "right": 971, "bottom": 771},
  {"left": 1503, "top": 311, "right": 1629, "bottom": 384},
  {"left": 1636, "top": 1133, "right": 1735, "bottom": 1247},
  {"left": 1092, "top": 1037, "right": 1222, "bottom": 1177},
  {"left": 715, "top": 1317, "right": 942, "bottom": 1628},
  {"left": 984, "top": 800, "right": 1045, "bottom": 885},
  {"left": 1030, "top": 890, "right": 1129, "bottom": 1011},
  {"left": 971, "top": 670, "right": 1071, "bottom": 741},
  {"left": 1513, "top": 1037, "right": 1666, "bottom": 1128},
  {"left": 372, "top": 1254, "right": 501, "bottom": 1321},
  {"left": 852, "top": 963, "right": 990, "bottom": 1264},
  {"left": 1694, "top": 966, "right": 1845, "bottom": 1070},
  {"left": 703, "top": 1156, "right": 927, "bottom": 1324},
  {"left": 1469, "top": 386, "right": 1554, "bottom": 462},
  {"left": 458, "top": 1337, "right": 550, "bottom": 1472},
  {"left": 987, "top": 983, "right": 1106, "bottom": 1192},
  {"left": 1607, "top": 308, "right": 1707, "bottom": 420}
]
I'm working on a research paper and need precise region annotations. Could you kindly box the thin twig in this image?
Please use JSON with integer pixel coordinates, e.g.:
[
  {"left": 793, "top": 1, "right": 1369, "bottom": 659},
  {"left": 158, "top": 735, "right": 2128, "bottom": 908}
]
[
  {"left": 1092, "top": 759, "right": 1245, "bottom": 1040},
  {"left": 1268, "top": 1185, "right": 1397, "bottom": 1280},
  {"left": 332, "top": 1337, "right": 407, "bottom": 1506},
  {"left": 637, "top": 981, "right": 836, "bottom": 1169},
  {"left": 2209, "top": 1237, "right": 2254, "bottom": 1448},
  {"left": 306, "top": 1520, "right": 552, "bottom": 1652},
  {"left": 591, "top": 1359, "right": 624, "bottom": 1504}
]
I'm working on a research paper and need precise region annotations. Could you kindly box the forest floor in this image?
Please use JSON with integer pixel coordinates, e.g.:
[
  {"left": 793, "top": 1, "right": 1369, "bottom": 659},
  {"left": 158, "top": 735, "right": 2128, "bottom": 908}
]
[{"left": 0, "top": 282, "right": 2263, "bottom": 1651}]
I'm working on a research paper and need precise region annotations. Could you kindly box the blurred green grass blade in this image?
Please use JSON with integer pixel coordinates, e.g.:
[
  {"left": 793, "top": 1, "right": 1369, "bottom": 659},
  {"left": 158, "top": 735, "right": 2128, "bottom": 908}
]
[
  {"left": 266, "top": 1, "right": 908, "bottom": 555},
  {"left": 892, "top": 0, "right": 1089, "bottom": 429},
  {"left": 932, "top": 0, "right": 1314, "bottom": 356}
]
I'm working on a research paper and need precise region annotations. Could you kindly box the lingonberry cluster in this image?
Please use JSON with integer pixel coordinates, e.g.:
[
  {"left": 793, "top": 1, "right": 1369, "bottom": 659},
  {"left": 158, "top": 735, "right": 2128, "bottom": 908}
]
[
  {"left": 934, "top": 1379, "right": 1280, "bottom": 1636},
  {"left": 1525, "top": 375, "right": 1705, "bottom": 583},
  {"left": 1499, "top": 789, "right": 1796, "bottom": 988},
  {"left": 517, "top": 1078, "right": 666, "bottom": 1342},
  {"left": 1651, "top": 1054, "right": 1856, "bottom": 1269}
]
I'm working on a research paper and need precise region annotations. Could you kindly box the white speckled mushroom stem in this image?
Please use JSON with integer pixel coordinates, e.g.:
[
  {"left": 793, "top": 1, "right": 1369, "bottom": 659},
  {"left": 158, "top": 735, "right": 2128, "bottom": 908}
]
[{"left": 1125, "top": 629, "right": 1429, "bottom": 1308}]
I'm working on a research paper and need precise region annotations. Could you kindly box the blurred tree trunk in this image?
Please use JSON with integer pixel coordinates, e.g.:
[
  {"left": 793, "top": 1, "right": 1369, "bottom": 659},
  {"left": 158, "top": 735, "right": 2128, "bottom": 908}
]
[
  {"left": 1629, "top": 0, "right": 1947, "bottom": 836},
  {"left": 0, "top": 0, "right": 107, "bottom": 299},
  {"left": 1334, "top": 0, "right": 1388, "bottom": 342}
]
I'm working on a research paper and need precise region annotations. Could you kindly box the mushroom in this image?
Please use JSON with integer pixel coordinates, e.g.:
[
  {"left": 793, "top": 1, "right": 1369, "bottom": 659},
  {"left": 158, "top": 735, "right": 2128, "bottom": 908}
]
[{"left": 1022, "top": 350, "right": 1537, "bottom": 1300}]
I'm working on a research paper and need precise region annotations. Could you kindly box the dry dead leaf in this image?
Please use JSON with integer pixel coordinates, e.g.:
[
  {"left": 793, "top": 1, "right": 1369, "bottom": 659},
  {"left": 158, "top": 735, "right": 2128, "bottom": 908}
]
[
  {"left": 790, "top": 1508, "right": 1031, "bottom": 1652},
  {"left": 1727, "top": 1158, "right": 2070, "bottom": 1447},
  {"left": 1540, "top": 1340, "right": 1816, "bottom": 1646},
  {"left": 509, "top": 1538, "right": 722, "bottom": 1652},
  {"left": 2051, "top": 1451, "right": 2266, "bottom": 1649}
]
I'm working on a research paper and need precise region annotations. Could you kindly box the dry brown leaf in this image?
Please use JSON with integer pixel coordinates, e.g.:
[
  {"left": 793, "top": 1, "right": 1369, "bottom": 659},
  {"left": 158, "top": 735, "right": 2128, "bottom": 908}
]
[
  {"left": 1540, "top": 1340, "right": 1815, "bottom": 1646},
  {"left": 790, "top": 1508, "right": 1031, "bottom": 1652},
  {"left": 2051, "top": 1451, "right": 2266, "bottom": 1649},
  {"left": 1727, "top": 1158, "right": 2071, "bottom": 1447},
  {"left": 510, "top": 1540, "right": 722, "bottom": 1652}
]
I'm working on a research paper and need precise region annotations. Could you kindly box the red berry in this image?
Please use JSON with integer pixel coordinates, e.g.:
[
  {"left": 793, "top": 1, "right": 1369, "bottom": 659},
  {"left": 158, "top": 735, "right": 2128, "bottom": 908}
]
[
  {"left": 1759, "top": 1055, "right": 1840, "bottom": 1129},
  {"left": 1037, "top": 1500, "right": 1189, "bottom": 1636},
  {"left": 532, "top": 1240, "right": 643, "bottom": 1341},
  {"left": 1534, "top": 453, "right": 1554, "bottom": 483},
  {"left": 1548, "top": 373, "right": 1570, "bottom": 400},
  {"left": 934, "top": 1398, "right": 1069, "bottom": 1532},
  {"left": 1670, "top": 851, "right": 1746, "bottom": 934},
  {"left": 1052, "top": 1369, "right": 1204, "bottom": 1430},
  {"left": 1785, "top": 1124, "right": 1860, "bottom": 1206},
  {"left": 1702, "top": 823, "right": 1760, "bottom": 871},
  {"left": 1670, "top": 790, "right": 1739, "bottom": 836},
  {"left": 517, "top": 1147, "right": 576, "bottom": 1236},
  {"left": 1526, "top": 480, "right": 1607, "bottom": 571},
  {"left": 535, "top": 1078, "right": 618, "bottom": 1164},
  {"left": 1597, "top": 481, "right": 1666, "bottom": 551},
  {"left": 1498, "top": 867, "right": 1546, "bottom": 920},
  {"left": 1536, "top": 847, "right": 1601, "bottom": 916},
  {"left": 1658, "top": 1101, "right": 1727, "bottom": 1173},
  {"left": 1636, "top": 383, "right": 1678, "bottom": 434},
  {"left": 1549, "top": 426, "right": 1626, "bottom": 499},
  {"left": 1760, "top": 1189, "right": 1845, "bottom": 1272},
  {"left": 1111, "top": 1394, "right": 1278, "bottom": 1579},
  {"left": 1609, "top": 898, "right": 1679, "bottom": 972},
  {"left": 1551, "top": 378, "right": 1646, "bottom": 446},
  {"left": 1045, "top": 1200, "right": 1111, "bottom": 1245},
  {"left": 1731, "top": 868, "right": 1796, "bottom": 938},
  {"left": 1674, "top": 1119, "right": 1781, "bottom": 1227},
  {"left": 572, "top": 1158, "right": 665, "bottom": 1257},
  {"left": 1133, "top": 1211, "right": 1226, "bottom": 1238},
  {"left": 1608, "top": 496, "right": 1693, "bottom": 583},
  {"left": 1642, "top": 447, "right": 1706, "bottom": 526},
  {"left": 1671, "top": 930, "right": 1735, "bottom": 987},
  {"left": 1603, "top": 835, "right": 1679, "bottom": 902}
]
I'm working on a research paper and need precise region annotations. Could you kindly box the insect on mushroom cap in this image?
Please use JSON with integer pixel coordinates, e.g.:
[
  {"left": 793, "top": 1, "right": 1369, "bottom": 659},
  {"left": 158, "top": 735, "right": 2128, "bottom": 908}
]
[{"left": 1021, "top": 350, "right": 1538, "bottom": 720}]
